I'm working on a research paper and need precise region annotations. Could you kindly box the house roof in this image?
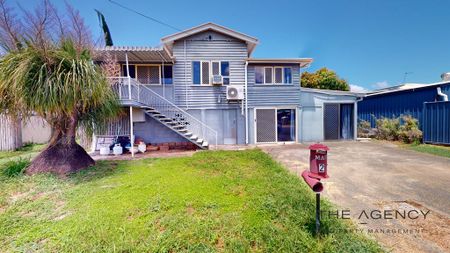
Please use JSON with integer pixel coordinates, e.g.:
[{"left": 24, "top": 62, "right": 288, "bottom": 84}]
[
  {"left": 94, "top": 46, "right": 173, "bottom": 63},
  {"left": 247, "top": 58, "right": 313, "bottom": 68},
  {"left": 366, "top": 81, "right": 450, "bottom": 97},
  {"left": 161, "top": 22, "right": 259, "bottom": 56},
  {"left": 300, "top": 87, "right": 364, "bottom": 97}
]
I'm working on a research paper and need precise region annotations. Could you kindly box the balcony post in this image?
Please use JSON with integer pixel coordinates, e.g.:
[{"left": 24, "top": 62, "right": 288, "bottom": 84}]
[
  {"left": 125, "top": 52, "right": 134, "bottom": 157},
  {"left": 125, "top": 52, "right": 132, "bottom": 100}
]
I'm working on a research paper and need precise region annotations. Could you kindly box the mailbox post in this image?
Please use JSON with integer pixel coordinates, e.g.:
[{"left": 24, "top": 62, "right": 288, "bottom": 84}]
[{"left": 301, "top": 143, "right": 329, "bottom": 235}]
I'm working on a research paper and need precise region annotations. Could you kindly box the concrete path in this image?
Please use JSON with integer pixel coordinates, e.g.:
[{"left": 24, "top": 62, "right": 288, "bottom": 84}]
[{"left": 261, "top": 141, "right": 450, "bottom": 253}]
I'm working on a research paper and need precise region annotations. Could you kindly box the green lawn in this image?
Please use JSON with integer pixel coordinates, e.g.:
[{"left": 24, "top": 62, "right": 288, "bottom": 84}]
[
  {"left": 404, "top": 143, "right": 450, "bottom": 158},
  {"left": 0, "top": 149, "right": 381, "bottom": 252},
  {"left": 0, "top": 143, "right": 45, "bottom": 166}
]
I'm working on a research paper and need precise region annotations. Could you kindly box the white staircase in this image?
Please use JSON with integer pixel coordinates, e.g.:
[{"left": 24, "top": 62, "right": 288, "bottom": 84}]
[{"left": 111, "top": 77, "right": 217, "bottom": 149}]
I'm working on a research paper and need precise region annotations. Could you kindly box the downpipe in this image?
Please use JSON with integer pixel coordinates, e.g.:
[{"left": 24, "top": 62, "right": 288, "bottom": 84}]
[{"left": 437, "top": 86, "right": 449, "bottom": 101}]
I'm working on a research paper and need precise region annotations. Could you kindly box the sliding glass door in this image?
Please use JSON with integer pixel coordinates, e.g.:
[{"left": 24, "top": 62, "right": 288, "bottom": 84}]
[
  {"left": 256, "top": 108, "right": 296, "bottom": 143},
  {"left": 277, "top": 109, "right": 296, "bottom": 142}
]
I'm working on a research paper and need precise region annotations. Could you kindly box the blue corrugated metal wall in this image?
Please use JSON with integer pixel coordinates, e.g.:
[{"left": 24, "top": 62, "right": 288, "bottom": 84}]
[
  {"left": 358, "top": 83, "right": 450, "bottom": 129},
  {"left": 423, "top": 101, "right": 450, "bottom": 145}
]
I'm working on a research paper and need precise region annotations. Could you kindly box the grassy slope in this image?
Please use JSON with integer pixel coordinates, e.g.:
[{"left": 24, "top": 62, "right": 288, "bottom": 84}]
[
  {"left": 406, "top": 144, "right": 450, "bottom": 158},
  {"left": 0, "top": 150, "right": 381, "bottom": 252}
]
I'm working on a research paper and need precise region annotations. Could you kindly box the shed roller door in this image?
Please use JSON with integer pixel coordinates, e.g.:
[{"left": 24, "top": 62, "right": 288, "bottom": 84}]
[{"left": 256, "top": 109, "right": 276, "bottom": 143}]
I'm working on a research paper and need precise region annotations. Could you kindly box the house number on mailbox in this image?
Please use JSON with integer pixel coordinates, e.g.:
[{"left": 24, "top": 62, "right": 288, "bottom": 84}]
[{"left": 319, "top": 164, "right": 325, "bottom": 173}]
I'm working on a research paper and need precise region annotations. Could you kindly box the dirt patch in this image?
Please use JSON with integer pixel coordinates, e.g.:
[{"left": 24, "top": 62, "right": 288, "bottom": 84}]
[
  {"left": 372, "top": 200, "right": 449, "bottom": 253},
  {"left": 9, "top": 190, "right": 32, "bottom": 203},
  {"left": 215, "top": 236, "right": 224, "bottom": 250},
  {"left": 92, "top": 150, "right": 196, "bottom": 161},
  {"left": 186, "top": 205, "right": 195, "bottom": 215}
]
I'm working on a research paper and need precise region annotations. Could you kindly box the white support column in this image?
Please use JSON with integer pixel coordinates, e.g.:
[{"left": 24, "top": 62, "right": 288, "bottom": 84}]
[
  {"left": 130, "top": 106, "right": 134, "bottom": 157},
  {"left": 245, "top": 61, "right": 249, "bottom": 144},
  {"left": 125, "top": 52, "right": 134, "bottom": 157},
  {"left": 125, "top": 52, "right": 132, "bottom": 100}
]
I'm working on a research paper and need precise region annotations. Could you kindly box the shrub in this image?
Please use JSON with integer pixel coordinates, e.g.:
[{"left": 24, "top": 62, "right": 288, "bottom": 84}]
[
  {"left": 399, "top": 115, "right": 422, "bottom": 144},
  {"left": 1, "top": 158, "right": 30, "bottom": 177},
  {"left": 375, "top": 117, "right": 400, "bottom": 141},
  {"left": 357, "top": 120, "right": 372, "bottom": 138}
]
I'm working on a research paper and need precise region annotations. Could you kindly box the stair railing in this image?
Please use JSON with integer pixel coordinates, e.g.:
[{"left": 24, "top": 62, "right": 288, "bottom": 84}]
[{"left": 110, "top": 77, "right": 218, "bottom": 148}]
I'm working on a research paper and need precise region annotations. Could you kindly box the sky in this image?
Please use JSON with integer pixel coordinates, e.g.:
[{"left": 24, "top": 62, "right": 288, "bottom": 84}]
[{"left": 12, "top": 0, "right": 450, "bottom": 91}]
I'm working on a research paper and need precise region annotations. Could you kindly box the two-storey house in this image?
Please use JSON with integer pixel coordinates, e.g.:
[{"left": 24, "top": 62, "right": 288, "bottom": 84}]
[{"left": 93, "top": 23, "right": 360, "bottom": 150}]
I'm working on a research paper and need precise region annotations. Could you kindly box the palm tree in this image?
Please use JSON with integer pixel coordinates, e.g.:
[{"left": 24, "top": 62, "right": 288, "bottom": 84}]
[{"left": 0, "top": 0, "right": 120, "bottom": 175}]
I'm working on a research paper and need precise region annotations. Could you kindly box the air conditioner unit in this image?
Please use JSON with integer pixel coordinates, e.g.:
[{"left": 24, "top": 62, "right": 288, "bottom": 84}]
[
  {"left": 226, "top": 85, "right": 244, "bottom": 100},
  {"left": 212, "top": 75, "right": 223, "bottom": 85}
]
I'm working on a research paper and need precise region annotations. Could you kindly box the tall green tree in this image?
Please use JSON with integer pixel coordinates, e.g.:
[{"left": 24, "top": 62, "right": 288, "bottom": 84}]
[
  {"left": 95, "top": 9, "right": 113, "bottom": 46},
  {"left": 0, "top": 0, "right": 119, "bottom": 175},
  {"left": 301, "top": 67, "right": 350, "bottom": 91}
]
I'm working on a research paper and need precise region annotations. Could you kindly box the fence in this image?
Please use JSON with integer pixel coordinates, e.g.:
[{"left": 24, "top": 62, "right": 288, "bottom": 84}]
[
  {"left": 0, "top": 114, "right": 22, "bottom": 151},
  {"left": 422, "top": 101, "right": 450, "bottom": 145}
]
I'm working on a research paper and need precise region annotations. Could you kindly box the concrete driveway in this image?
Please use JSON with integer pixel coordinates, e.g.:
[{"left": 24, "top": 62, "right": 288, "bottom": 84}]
[{"left": 261, "top": 141, "right": 450, "bottom": 253}]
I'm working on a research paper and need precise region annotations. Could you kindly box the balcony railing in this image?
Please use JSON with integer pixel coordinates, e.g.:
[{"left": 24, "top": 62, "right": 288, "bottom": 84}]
[{"left": 110, "top": 77, "right": 218, "bottom": 148}]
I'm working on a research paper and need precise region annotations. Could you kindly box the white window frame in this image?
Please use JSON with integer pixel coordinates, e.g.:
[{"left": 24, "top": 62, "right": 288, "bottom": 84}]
[
  {"left": 254, "top": 106, "right": 298, "bottom": 144},
  {"left": 194, "top": 60, "right": 230, "bottom": 86},
  {"left": 123, "top": 64, "right": 163, "bottom": 85},
  {"left": 256, "top": 66, "right": 294, "bottom": 85},
  {"left": 211, "top": 61, "right": 221, "bottom": 76},
  {"left": 264, "top": 67, "right": 273, "bottom": 84},
  {"left": 200, "top": 61, "right": 211, "bottom": 85},
  {"left": 220, "top": 61, "right": 230, "bottom": 85},
  {"left": 274, "top": 67, "right": 284, "bottom": 84}
]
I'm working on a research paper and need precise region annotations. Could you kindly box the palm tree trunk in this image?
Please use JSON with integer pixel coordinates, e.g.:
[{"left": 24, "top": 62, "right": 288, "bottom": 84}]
[{"left": 26, "top": 115, "right": 95, "bottom": 176}]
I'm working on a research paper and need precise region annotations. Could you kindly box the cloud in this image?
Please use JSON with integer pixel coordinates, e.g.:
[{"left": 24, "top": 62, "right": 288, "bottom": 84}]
[
  {"left": 373, "top": 81, "right": 389, "bottom": 89},
  {"left": 350, "top": 84, "right": 368, "bottom": 93}
]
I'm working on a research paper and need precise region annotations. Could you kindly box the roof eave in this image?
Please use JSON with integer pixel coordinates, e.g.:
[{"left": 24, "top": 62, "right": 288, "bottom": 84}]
[{"left": 246, "top": 58, "right": 313, "bottom": 67}]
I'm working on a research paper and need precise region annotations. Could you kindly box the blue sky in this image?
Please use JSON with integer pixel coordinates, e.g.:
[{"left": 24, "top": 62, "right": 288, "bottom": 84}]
[{"left": 14, "top": 0, "right": 450, "bottom": 91}]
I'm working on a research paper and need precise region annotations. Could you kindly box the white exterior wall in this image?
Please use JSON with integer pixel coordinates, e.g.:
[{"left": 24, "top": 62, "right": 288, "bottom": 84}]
[{"left": 299, "top": 90, "right": 359, "bottom": 142}]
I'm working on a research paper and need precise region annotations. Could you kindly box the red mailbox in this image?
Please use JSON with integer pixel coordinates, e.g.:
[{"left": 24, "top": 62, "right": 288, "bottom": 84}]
[{"left": 309, "top": 143, "right": 329, "bottom": 179}]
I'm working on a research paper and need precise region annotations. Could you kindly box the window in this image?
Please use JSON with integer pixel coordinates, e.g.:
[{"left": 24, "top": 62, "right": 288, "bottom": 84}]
[
  {"left": 212, "top": 61, "right": 220, "bottom": 75},
  {"left": 201, "top": 62, "right": 210, "bottom": 84},
  {"left": 221, "top": 62, "right": 230, "bottom": 84},
  {"left": 277, "top": 109, "right": 296, "bottom": 142},
  {"left": 136, "top": 65, "right": 160, "bottom": 84},
  {"left": 255, "top": 66, "right": 293, "bottom": 84},
  {"left": 274, "top": 67, "right": 283, "bottom": 84},
  {"left": 122, "top": 64, "right": 136, "bottom": 78},
  {"left": 255, "top": 66, "right": 264, "bottom": 84},
  {"left": 162, "top": 65, "right": 173, "bottom": 84},
  {"left": 192, "top": 61, "right": 230, "bottom": 85},
  {"left": 284, "top": 67, "right": 292, "bottom": 84},
  {"left": 192, "top": 61, "right": 201, "bottom": 84},
  {"left": 264, "top": 67, "right": 273, "bottom": 84}
]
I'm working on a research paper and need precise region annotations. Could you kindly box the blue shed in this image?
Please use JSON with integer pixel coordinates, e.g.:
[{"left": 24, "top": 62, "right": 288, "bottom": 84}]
[{"left": 358, "top": 80, "right": 450, "bottom": 144}]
